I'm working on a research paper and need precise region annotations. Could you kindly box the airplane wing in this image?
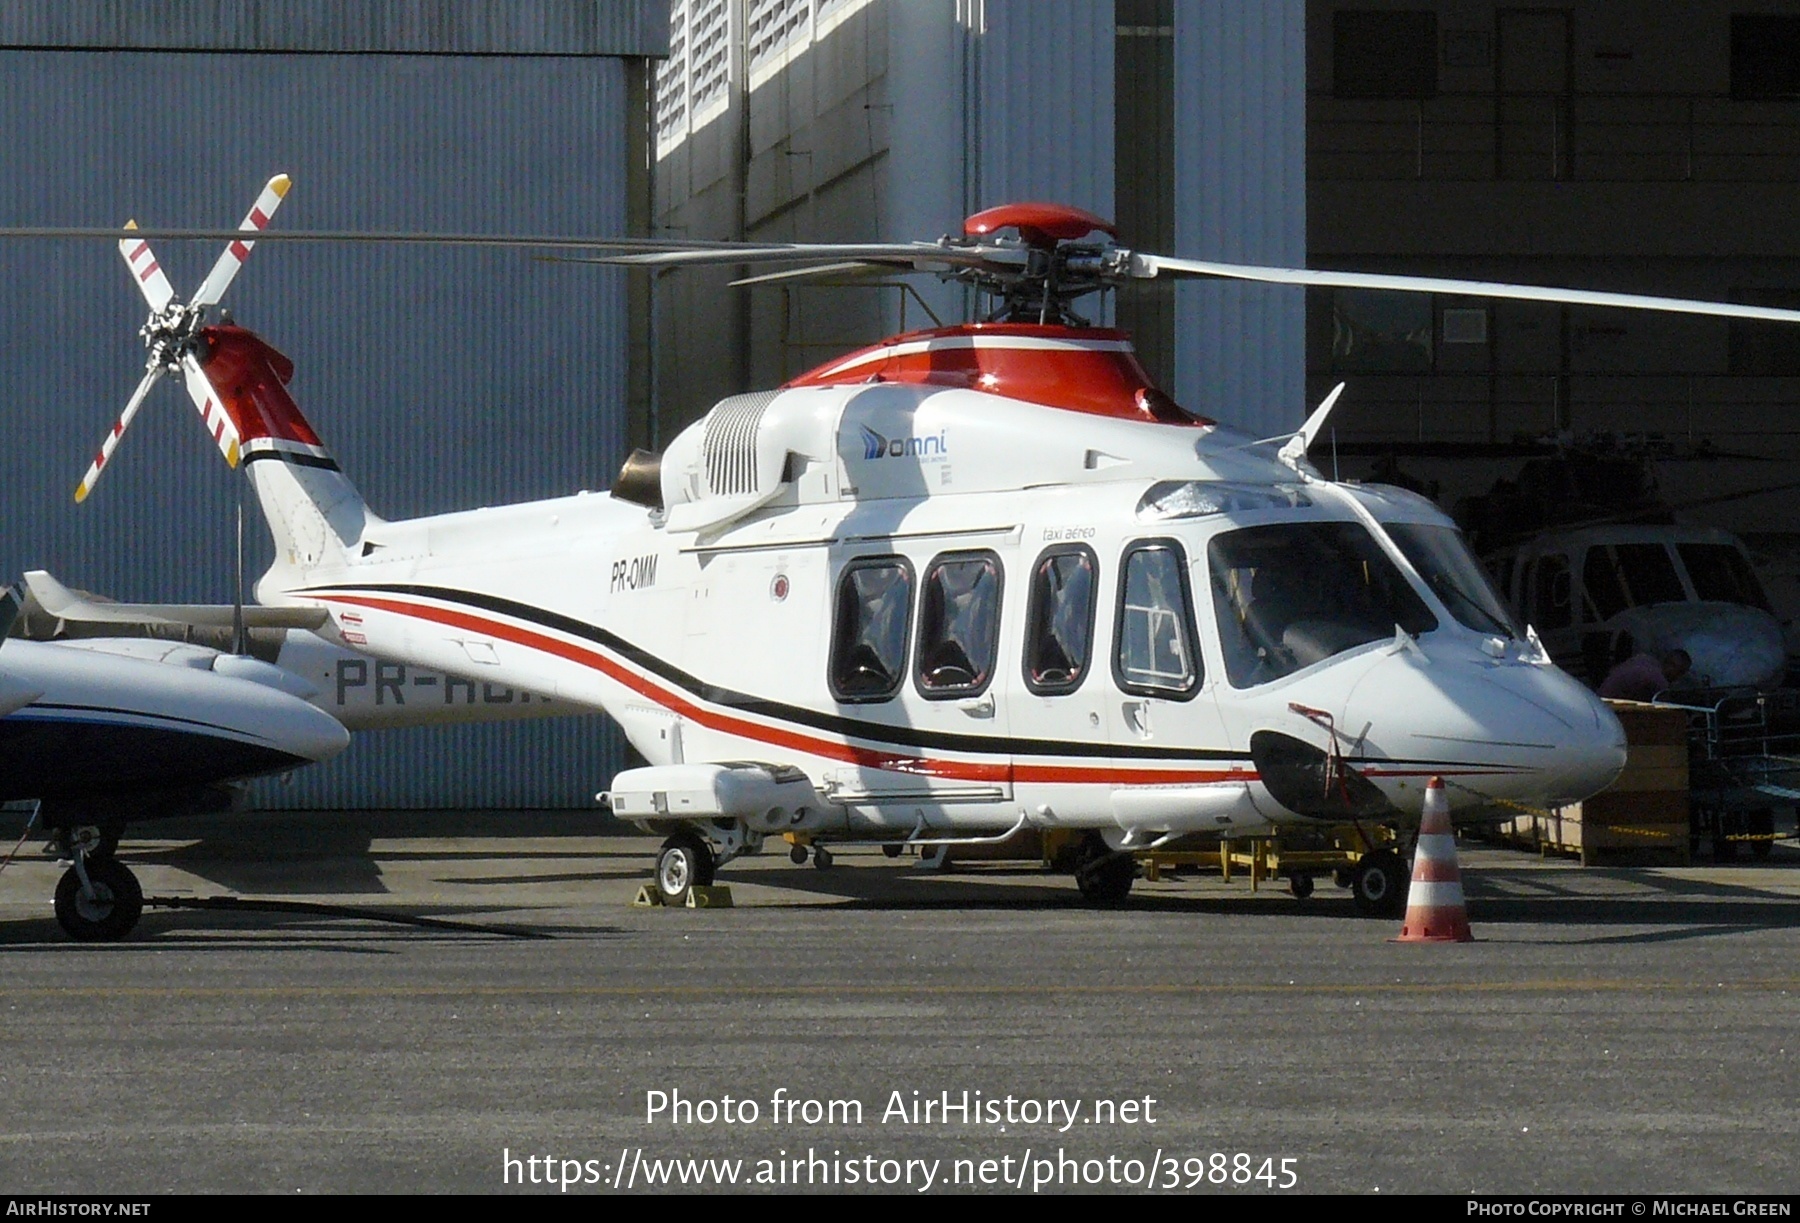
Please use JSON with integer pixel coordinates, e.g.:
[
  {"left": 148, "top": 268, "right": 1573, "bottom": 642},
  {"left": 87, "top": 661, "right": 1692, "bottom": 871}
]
[{"left": 23, "top": 570, "right": 328, "bottom": 630}]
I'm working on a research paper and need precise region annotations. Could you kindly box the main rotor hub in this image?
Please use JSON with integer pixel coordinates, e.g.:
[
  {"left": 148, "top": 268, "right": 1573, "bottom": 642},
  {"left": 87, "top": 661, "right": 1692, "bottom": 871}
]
[{"left": 952, "top": 203, "right": 1129, "bottom": 326}]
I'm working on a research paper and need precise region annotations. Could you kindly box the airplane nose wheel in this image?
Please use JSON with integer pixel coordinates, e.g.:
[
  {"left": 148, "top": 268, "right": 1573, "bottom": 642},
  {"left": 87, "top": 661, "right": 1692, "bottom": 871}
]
[
  {"left": 655, "top": 831, "right": 716, "bottom": 907},
  {"left": 1349, "top": 849, "right": 1409, "bottom": 918},
  {"left": 53, "top": 856, "right": 143, "bottom": 941}
]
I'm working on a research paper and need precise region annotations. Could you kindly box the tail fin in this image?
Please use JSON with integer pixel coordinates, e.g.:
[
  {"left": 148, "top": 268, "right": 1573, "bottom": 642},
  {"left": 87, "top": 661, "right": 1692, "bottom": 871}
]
[{"left": 190, "top": 323, "right": 381, "bottom": 579}]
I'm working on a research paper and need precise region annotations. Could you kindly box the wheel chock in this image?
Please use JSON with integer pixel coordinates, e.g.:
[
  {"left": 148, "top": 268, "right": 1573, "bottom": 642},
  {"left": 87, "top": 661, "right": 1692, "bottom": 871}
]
[
  {"left": 685, "top": 885, "right": 733, "bottom": 909},
  {"left": 632, "top": 885, "right": 665, "bottom": 908}
]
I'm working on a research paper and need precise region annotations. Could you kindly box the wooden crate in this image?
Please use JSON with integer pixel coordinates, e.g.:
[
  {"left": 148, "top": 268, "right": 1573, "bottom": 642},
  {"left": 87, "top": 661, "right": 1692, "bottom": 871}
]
[{"left": 1493, "top": 700, "right": 1690, "bottom": 866}]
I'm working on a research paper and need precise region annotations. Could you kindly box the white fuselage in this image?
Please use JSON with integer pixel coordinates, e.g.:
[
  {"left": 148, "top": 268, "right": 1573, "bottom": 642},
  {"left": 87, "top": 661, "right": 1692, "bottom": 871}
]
[{"left": 257, "top": 381, "right": 1628, "bottom": 845}]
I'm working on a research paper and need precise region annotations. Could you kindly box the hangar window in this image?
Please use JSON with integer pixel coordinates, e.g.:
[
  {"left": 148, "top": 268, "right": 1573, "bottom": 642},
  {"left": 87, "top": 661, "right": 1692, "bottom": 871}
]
[
  {"left": 830, "top": 557, "right": 913, "bottom": 702},
  {"left": 1334, "top": 10, "right": 1438, "bottom": 99},
  {"left": 1024, "top": 546, "right": 1098, "bottom": 695},
  {"left": 1116, "top": 540, "right": 1201, "bottom": 698},
  {"left": 1731, "top": 15, "right": 1800, "bottom": 100},
  {"left": 915, "top": 551, "right": 1003, "bottom": 698}
]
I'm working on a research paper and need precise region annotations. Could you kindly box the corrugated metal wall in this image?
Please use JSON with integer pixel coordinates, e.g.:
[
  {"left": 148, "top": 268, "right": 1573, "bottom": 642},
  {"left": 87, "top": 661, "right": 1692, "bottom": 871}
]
[
  {"left": 972, "top": 0, "right": 1115, "bottom": 219},
  {"left": 0, "top": 50, "right": 633, "bottom": 807},
  {"left": 1173, "top": 0, "right": 1307, "bottom": 439},
  {"left": 0, "top": 1, "right": 666, "bottom": 55}
]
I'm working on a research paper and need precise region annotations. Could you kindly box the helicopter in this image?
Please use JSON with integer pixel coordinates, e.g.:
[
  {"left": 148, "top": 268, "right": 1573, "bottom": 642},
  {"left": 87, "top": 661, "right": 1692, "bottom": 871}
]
[{"left": 72, "top": 182, "right": 1800, "bottom": 915}]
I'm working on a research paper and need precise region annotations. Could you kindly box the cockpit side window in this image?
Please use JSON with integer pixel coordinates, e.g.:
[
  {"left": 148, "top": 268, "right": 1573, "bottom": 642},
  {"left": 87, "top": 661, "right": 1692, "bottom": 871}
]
[
  {"left": 1114, "top": 540, "right": 1200, "bottom": 699},
  {"left": 829, "top": 556, "right": 914, "bottom": 702},
  {"left": 1024, "top": 545, "right": 1098, "bottom": 695},
  {"left": 915, "top": 551, "right": 1003, "bottom": 698},
  {"left": 1209, "top": 522, "right": 1438, "bottom": 688}
]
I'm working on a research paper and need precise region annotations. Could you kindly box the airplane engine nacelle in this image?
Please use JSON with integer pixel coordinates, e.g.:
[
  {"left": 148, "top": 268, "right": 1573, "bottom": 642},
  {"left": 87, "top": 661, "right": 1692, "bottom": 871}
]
[{"left": 605, "top": 763, "right": 823, "bottom": 833}]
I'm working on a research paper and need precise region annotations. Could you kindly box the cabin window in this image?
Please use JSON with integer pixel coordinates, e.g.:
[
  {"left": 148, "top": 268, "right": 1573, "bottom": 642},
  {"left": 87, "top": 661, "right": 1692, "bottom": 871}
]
[
  {"left": 1115, "top": 540, "right": 1200, "bottom": 698},
  {"left": 1530, "top": 554, "right": 1572, "bottom": 630},
  {"left": 1679, "top": 543, "right": 1772, "bottom": 611},
  {"left": 1024, "top": 546, "right": 1098, "bottom": 695},
  {"left": 914, "top": 551, "right": 1003, "bottom": 697},
  {"left": 829, "top": 557, "right": 914, "bottom": 702},
  {"left": 1209, "top": 522, "right": 1437, "bottom": 688}
]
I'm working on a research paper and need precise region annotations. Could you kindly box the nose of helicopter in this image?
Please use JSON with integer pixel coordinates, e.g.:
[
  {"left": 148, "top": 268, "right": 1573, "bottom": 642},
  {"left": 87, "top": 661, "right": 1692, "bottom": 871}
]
[{"left": 1345, "top": 653, "right": 1627, "bottom": 811}]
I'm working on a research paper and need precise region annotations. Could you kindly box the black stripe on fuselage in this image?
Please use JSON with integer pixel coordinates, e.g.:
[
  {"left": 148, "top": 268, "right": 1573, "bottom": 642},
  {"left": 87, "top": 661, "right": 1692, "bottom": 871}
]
[
  {"left": 299, "top": 581, "right": 1521, "bottom": 774},
  {"left": 0, "top": 715, "right": 308, "bottom": 801}
]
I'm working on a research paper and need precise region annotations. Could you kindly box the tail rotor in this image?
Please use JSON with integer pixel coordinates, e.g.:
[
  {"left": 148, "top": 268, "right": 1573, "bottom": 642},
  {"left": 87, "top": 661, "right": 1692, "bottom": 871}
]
[{"left": 74, "top": 174, "right": 291, "bottom": 503}]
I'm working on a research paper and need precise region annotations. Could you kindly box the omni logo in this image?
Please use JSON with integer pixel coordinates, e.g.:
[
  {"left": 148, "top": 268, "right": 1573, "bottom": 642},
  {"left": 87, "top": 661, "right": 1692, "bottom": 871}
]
[{"left": 860, "top": 424, "right": 949, "bottom": 461}]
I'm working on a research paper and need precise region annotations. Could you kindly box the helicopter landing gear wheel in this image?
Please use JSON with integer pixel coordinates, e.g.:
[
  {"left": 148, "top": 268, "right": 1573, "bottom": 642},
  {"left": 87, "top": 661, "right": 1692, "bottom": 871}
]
[
  {"left": 53, "top": 857, "right": 143, "bottom": 942},
  {"left": 1350, "top": 849, "right": 1408, "bottom": 918},
  {"left": 1750, "top": 809, "right": 1775, "bottom": 861},
  {"left": 1073, "top": 835, "right": 1136, "bottom": 906},
  {"left": 813, "top": 847, "right": 834, "bottom": 870},
  {"left": 882, "top": 843, "right": 904, "bottom": 859},
  {"left": 655, "top": 831, "right": 715, "bottom": 907},
  {"left": 1288, "top": 872, "right": 1315, "bottom": 899},
  {"left": 789, "top": 844, "right": 809, "bottom": 865}
]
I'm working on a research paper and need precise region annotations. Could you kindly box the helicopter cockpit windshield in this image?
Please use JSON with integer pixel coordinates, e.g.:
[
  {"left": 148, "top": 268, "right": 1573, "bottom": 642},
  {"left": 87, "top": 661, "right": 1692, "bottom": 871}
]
[
  {"left": 1385, "top": 522, "right": 1525, "bottom": 640},
  {"left": 1208, "top": 522, "right": 1438, "bottom": 687}
]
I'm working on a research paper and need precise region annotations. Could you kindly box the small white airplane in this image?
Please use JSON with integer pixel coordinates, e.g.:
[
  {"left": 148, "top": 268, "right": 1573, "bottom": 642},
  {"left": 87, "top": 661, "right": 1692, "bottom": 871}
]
[
  {"left": 0, "top": 583, "right": 350, "bottom": 940},
  {"left": 72, "top": 180, "right": 1800, "bottom": 915}
]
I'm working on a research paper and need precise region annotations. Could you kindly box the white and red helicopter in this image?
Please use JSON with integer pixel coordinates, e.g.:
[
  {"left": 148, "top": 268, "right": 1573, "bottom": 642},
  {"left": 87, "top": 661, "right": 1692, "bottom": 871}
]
[{"left": 69, "top": 180, "right": 1800, "bottom": 915}]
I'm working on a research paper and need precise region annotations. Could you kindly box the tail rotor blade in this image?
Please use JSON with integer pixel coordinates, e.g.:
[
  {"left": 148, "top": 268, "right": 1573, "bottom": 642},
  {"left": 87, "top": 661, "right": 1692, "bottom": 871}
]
[
  {"left": 75, "top": 365, "right": 165, "bottom": 503},
  {"left": 118, "top": 221, "right": 177, "bottom": 313},
  {"left": 191, "top": 174, "right": 292, "bottom": 309},
  {"left": 178, "top": 351, "right": 242, "bottom": 468}
]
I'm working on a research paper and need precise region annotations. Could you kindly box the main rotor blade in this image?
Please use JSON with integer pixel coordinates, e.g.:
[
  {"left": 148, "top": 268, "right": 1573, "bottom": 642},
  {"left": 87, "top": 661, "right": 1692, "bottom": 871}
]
[
  {"left": 729, "top": 260, "right": 918, "bottom": 287},
  {"left": 191, "top": 174, "right": 291, "bottom": 308},
  {"left": 1136, "top": 255, "right": 1800, "bottom": 326},
  {"left": 74, "top": 364, "right": 165, "bottom": 503},
  {"left": 559, "top": 242, "right": 1009, "bottom": 270},
  {"left": 118, "top": 221, "right": 177, "bottom": 312}
]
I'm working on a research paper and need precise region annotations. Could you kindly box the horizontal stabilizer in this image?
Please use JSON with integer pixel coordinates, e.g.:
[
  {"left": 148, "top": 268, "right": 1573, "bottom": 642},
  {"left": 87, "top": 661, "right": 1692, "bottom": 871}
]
[{"left": 23, "top": 570, "right": 328, "bottom": 630}]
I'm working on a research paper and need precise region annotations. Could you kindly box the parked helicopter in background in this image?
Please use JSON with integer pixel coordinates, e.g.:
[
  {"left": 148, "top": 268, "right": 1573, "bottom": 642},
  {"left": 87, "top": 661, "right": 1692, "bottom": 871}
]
[
  {"left": 1455, "top": 445, "right": 1794, "bottom": 691},
  {"left": 61, "top": 181, "right": 1800, "bottom": 913}
]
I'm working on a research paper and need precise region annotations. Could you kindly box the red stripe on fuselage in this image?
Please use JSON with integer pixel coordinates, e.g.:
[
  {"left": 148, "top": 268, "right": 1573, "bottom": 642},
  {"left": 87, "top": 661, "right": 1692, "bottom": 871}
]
[{"left": 313, "top": 592, "right": 1248, "bottom": 787}]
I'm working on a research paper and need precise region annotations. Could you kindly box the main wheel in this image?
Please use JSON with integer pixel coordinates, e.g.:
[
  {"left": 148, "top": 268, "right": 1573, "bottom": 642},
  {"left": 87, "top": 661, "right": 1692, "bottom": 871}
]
[
  {"left": 1074, "top": 836, "right": 1136, "bottom": 906},
  {"left": 53, "top": 858, "right": 143, "bottom": 942},
  {"left": 1750, "top": 809, "right": 1775, "bottom": 861},
  {"left": 1350, "top": 849, "right": 1408, "bottom": 918},
  {"left": 1289, "top": 872, "right": 1315, "bottom": 899},
  {"left": 655, "top": 832, "right": 716, "bottom": 906},
  {"left": 813, "top": 847, "right": 834, "bottom": 870},
  {"left": 881, "top": 843, "right": 904, "bottom": 859}
]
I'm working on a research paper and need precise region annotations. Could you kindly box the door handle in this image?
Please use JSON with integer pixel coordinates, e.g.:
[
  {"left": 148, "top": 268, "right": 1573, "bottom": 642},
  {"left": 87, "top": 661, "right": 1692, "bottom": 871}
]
[{"left": 957, "top": 694, "right": 996, "bottom": 718}]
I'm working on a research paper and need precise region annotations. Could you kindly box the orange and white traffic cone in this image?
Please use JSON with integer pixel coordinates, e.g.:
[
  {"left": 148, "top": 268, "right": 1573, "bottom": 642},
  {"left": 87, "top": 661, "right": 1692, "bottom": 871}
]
[{"left": 1396, "top": 776, "right": 1474, "bottom": 943}]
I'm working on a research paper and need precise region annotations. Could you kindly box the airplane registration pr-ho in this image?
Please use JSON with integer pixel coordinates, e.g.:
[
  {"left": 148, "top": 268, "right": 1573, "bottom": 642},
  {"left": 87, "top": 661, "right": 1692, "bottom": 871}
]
[{"left": 95, "top": 187, "right": 1787, "bottom": 912}]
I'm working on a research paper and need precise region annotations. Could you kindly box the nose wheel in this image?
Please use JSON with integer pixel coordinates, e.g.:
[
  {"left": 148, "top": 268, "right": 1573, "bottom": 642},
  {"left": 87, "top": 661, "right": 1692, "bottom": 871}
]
[
  {"left": 1349, "top": 848, "right": 1409, "bottom": 918},
  {"left": 53, "top": 855, "right": 143, "bottom": 942}
]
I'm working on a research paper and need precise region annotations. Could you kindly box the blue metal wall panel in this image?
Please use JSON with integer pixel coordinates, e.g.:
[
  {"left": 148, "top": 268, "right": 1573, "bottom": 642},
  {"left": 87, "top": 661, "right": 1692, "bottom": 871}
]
[
  {"left": 0, "top": 1, "right": 669, "bottom": 56},
  {"left": 0, "top": 50, "right": 632, "bottom": 807},
  {"left": 974, "top": 0, "right": 1114, "bottom": 219},
  {"left": 1173, "top": 0, "right": 1306, "bottom": 438}
]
